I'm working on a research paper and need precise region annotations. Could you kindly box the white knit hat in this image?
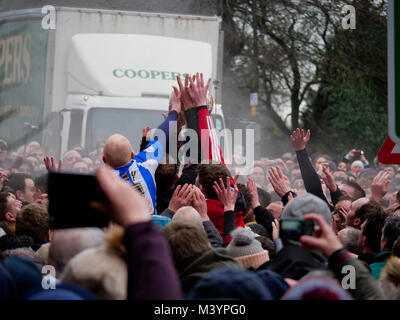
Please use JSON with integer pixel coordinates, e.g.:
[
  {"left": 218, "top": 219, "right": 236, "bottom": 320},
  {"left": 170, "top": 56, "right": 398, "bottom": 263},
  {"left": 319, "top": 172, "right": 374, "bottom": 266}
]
[
  {"left": 351, "top": 160, "right": 364, "bottom": 171},
  {"left": 227, "top": 227, "right": 269, "bottom": 269}
]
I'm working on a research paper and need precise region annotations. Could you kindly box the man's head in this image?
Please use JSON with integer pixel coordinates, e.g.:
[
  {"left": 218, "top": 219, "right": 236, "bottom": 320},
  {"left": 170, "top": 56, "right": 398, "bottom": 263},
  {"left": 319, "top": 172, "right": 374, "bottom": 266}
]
[
  {"left": 48, "top": 227, "right": 105, "bottom": 276},
  {"left": 257, "top": 188, "right": 271, "bottom": 207},
  {"left": 62, "top": 150, "right": 82, "bottom": 170},
  {"left": 0, "top": 192, "right": 22, "bottom": 229},
  {"left": 345, "top": 198, "right": 367, "bottom": 229},
  {"left": 332, "top": 197, "right": 352, "bottom": 229},
  {"left": 290, "top": 168, "right": 301, "bottom": 180},
  {"left": 16, "top": 203, "right": 49, "bottom": 241},
  {"left": 267, "top": 201, "right": 284, "bottom": 220},
  {"left": 17, "top": 159, "right": 34, "bottom": 175},
  {"left": 102, "top": 134, "right": 133, "bottom": 168},
  {"left": 26, "top": 141, "right": 41, "bottom": 153},
  {"left": 196, "top": 164, "right": 231, "bottom": 199},
  {"left": 312, "top": 155, "right": 328, "bottom": 171},
  {"left": 282, "top": 152, "right": 293, "bottom": 161},
  {"left": 82, "top": 157, "right": 94, "bottom": 171},
  {"left": 381, "top": 216, "right": 400, "bottom": 252},
  {"left": 281, "top": 193, "right": 331, "bottom": 225},
  {"left": 72, "top": 161, "right": 89, "bottom": 173},
  {"left": 333, "top": 171, "right": 348, "bottom": 180},
  {"left": 172, "top": 206, "right": 203, "bottom": 225},
  {"left": 249, "top": 166, "right": 266, "bottom": 187},
  {"left": 26, "top": 156, "right": 39, "bottom": 170},
  {"left": 338, "top": 227, "right": 360, "bottom": 255},
  {"left": 5, "top": 173, "right": 35, "bottom": 203},
  {"left": 351, "top": 160, "right": 364, "bottom": 173},
  {"left": 338, "top": 180, "right": 365, "bottom": 200},
  {"left": 337, "top": 161, "right": 347, "bottom": 172},
  {"left": 383, "top": 166, "right": 396, "bottom": 181},
  {"left": 155, "top": 164, "right": 178, "bottom": 191},
  {"left": 162, "top": 220, "right": 211, "bottom": 274},
  {"left": 334, "top": 196, "right": 352, "bottom": 212},
  {"left": 359, "top": 210, "right": 387, "bottom": 255}
]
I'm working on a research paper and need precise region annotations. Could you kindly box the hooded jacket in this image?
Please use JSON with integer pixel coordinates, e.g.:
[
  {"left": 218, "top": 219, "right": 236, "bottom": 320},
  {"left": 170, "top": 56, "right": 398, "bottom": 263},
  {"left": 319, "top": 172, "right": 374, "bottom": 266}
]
[{"left": 180, "top": 248, "right": 243, "bottom": 295}]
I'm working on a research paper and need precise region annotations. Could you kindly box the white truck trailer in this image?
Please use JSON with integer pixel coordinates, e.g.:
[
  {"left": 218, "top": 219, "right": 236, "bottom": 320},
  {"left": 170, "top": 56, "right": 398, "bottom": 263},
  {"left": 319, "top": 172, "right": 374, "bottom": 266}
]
[{"left": 0, "top": 7, "right": 224, "bottom": 158}]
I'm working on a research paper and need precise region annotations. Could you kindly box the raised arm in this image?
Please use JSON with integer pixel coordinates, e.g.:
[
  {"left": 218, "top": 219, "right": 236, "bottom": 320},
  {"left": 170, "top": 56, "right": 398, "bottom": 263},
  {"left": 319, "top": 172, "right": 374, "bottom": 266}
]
[
  {"left": 247, "top": 178, "right": 275, "bottom": 239},
  {"left": 290, "top": 128, "right": 331, "bottom": 209},
  {"left": 178, "top": 73, "right": 224, "bottom": 165}
]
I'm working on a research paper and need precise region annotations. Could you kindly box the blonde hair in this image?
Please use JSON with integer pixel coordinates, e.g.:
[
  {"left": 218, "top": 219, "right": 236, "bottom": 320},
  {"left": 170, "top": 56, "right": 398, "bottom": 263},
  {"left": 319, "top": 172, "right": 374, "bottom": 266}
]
[{"left": 380, "top": 256, "right": 400, "bottom": 291}]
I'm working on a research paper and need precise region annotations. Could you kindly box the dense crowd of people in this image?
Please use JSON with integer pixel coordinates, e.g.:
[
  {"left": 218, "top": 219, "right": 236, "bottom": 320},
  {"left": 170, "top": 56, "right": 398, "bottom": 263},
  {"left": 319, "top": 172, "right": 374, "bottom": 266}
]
[{"left": 1, "top": 73, "right": 400, "bottom": 300}]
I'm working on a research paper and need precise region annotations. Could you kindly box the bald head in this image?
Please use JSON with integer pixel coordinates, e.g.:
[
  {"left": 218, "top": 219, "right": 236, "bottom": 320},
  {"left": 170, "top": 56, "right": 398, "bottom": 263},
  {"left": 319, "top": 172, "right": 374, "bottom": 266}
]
[
  {"left": 63, "top": 150, "right": 82, "bottom": 170},
  {"left": 267, "top": 201, "right": 284, "bottom": 220},
  {"left": 173, "top": 206, "right": 203, "bottom": 225},
  {"left": 48, "top": 227, "right": 105, "bottom": 276},
  {"left": 347, "top": 197, "right": 370, "bottom": 228},
  {"left": 103, "top": 134, "right": 133, "bottom": 168}
]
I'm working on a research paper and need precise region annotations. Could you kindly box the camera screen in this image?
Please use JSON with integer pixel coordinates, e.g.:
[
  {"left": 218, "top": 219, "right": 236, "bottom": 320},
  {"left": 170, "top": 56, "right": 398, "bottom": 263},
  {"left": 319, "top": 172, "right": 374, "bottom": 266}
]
[{"left": 280, "top": 220, "right": 303, "bottom": 241}]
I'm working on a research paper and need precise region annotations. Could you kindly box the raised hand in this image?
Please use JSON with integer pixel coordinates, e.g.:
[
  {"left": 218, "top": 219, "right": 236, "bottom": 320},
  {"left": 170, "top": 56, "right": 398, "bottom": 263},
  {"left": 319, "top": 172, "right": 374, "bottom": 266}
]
[
  {"left": 187, "top": 72, "right": 211, "bottom": 108},
  {"left": 332, "top": 206, "right": 348, "bottom": 233},
  {"left": 347, "top": 149, "right": 356, "bottom": 158},
  {"left": 290, "top": 128, "right": 310, "bottom": 151},
  {"left": 246, "top": 178, "right": 261, "bottom": 209},
  {"left": 168, "top": 183, "right": 194, "bottom": 212},
  {"left": 0, "top": 170, "right": 8, "bottom": 190},
  {"left": 142, "top": 126, "right": 152, "bottom": 138},
  {"left": 268, "top": 166, "right": 291, "bottom": 198},
  {"left": 35, "top": 193, "right": 49, "bottom": 209},
  {"left": 43, "top": 156, "right": 62, "bottom": 172},
  {"left": 171, "top": 86, "right": 182, "bottom": 114},
  {"left": 233, "top": 172, "right": 240, "bottom": 183},
  {"left": 190, "top": 186, "right": 209, "bottom": 221},
  {"left": 370, "top": 170, "right": 390, "bottom": 203},
  {"left": 321, "top": 163, "right": 337, "bottom": 192},
  {"left": 177, "top": 74, "right": 195, "bottom": 110},
  {"left": 213, "top": 177, "right": 238, "bottom": 212}
]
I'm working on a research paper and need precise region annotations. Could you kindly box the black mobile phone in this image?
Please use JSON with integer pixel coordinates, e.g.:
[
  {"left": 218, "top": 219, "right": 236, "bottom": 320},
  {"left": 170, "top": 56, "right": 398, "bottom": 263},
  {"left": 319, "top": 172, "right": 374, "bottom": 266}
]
[
  {"left": 280, "top": 219, "right": 315, "bottom": 242},
  {"left": 48, "top": 171, "right": 110, "bottom": 229}
]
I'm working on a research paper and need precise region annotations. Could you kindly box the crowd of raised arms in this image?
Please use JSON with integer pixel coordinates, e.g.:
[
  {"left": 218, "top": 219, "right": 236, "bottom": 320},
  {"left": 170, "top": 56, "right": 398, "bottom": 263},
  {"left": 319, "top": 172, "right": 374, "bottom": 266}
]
[{"left": 1, "top": 73, "right": 400, "bottom": 300}]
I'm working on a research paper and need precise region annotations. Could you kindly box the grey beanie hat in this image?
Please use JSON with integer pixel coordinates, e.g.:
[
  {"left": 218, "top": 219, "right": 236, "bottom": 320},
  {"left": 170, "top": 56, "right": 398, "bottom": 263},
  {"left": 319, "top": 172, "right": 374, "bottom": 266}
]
[
  {"left": 227, "top": 227, "right": 264, "bottom": 257},
  {"left": 281, "top": 193, "right": 331, "bottom": 226}
]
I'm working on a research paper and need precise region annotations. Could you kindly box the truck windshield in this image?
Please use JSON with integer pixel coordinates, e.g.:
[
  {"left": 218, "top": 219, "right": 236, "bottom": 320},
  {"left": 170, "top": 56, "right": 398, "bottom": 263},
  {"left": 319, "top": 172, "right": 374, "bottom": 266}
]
[{"left": 86, "top": 108, "right": 165, "bottom": 152}]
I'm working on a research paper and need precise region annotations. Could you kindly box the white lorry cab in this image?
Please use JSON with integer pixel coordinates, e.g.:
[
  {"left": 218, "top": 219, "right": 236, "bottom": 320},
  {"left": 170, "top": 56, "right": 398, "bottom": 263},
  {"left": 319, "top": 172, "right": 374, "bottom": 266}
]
[
  {"left": 0, "top": 7, "right": 224, "bottom": 159},
  {"left": 61, "top": 33, "right": 224, "bottom": 156}
]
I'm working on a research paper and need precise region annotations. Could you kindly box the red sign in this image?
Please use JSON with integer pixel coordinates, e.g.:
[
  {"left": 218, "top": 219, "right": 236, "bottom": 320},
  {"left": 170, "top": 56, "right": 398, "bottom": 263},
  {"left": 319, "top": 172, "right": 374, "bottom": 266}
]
[{"left": 378, "top": 137, "right": 400, "bottom": 164}]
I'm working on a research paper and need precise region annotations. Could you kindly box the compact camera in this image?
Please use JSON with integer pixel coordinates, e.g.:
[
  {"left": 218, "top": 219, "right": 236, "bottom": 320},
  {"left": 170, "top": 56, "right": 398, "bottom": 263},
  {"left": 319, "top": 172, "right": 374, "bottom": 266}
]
[{"left": 279, "top": 219, "right": 315, "bottom": 241}]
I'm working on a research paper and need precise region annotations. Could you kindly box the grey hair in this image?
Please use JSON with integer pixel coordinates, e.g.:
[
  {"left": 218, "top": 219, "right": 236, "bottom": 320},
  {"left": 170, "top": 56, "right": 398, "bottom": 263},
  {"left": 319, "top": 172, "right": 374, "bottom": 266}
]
[
  {"left": 340, "top": 227, "right": 361, "bottom": 255},
  {"left": 172, "top": 206, "right": 203, "bottom": 225},
  {"left": 48, "top": 227, "right": 105, "bottom": 276}
]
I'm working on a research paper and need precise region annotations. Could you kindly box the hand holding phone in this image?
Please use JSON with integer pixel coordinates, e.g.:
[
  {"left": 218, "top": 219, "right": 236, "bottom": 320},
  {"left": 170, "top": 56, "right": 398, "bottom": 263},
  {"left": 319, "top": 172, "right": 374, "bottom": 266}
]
[
  {"left": 48, "top": 171, "right": 110, "bottom": 229},
  {"left": 279, "top": 218, "right": 315, "bottom": 242}
]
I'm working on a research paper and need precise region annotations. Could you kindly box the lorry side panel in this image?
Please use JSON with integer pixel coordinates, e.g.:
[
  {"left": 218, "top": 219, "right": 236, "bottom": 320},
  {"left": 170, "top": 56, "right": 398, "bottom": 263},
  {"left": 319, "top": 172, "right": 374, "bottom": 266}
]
[{"left": 0, "top": 15, "right": 49, "bottom": 150}]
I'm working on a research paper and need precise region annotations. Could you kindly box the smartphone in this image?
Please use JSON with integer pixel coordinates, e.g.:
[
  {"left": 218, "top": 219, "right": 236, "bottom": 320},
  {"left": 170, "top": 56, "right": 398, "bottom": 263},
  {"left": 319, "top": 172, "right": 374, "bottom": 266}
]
[
  {"left": 280, "top": 219, "right": 315, "bottom": 241},
  {"left": 48, "top": 171, "right": 110, "bottom": 229}
]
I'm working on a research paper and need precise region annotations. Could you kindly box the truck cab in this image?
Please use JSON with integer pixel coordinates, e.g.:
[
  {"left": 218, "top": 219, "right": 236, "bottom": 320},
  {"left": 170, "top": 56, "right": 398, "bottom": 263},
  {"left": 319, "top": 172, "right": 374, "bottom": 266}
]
[{"left": 51, "top": 33, "right": 225, "bottom": 157}]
